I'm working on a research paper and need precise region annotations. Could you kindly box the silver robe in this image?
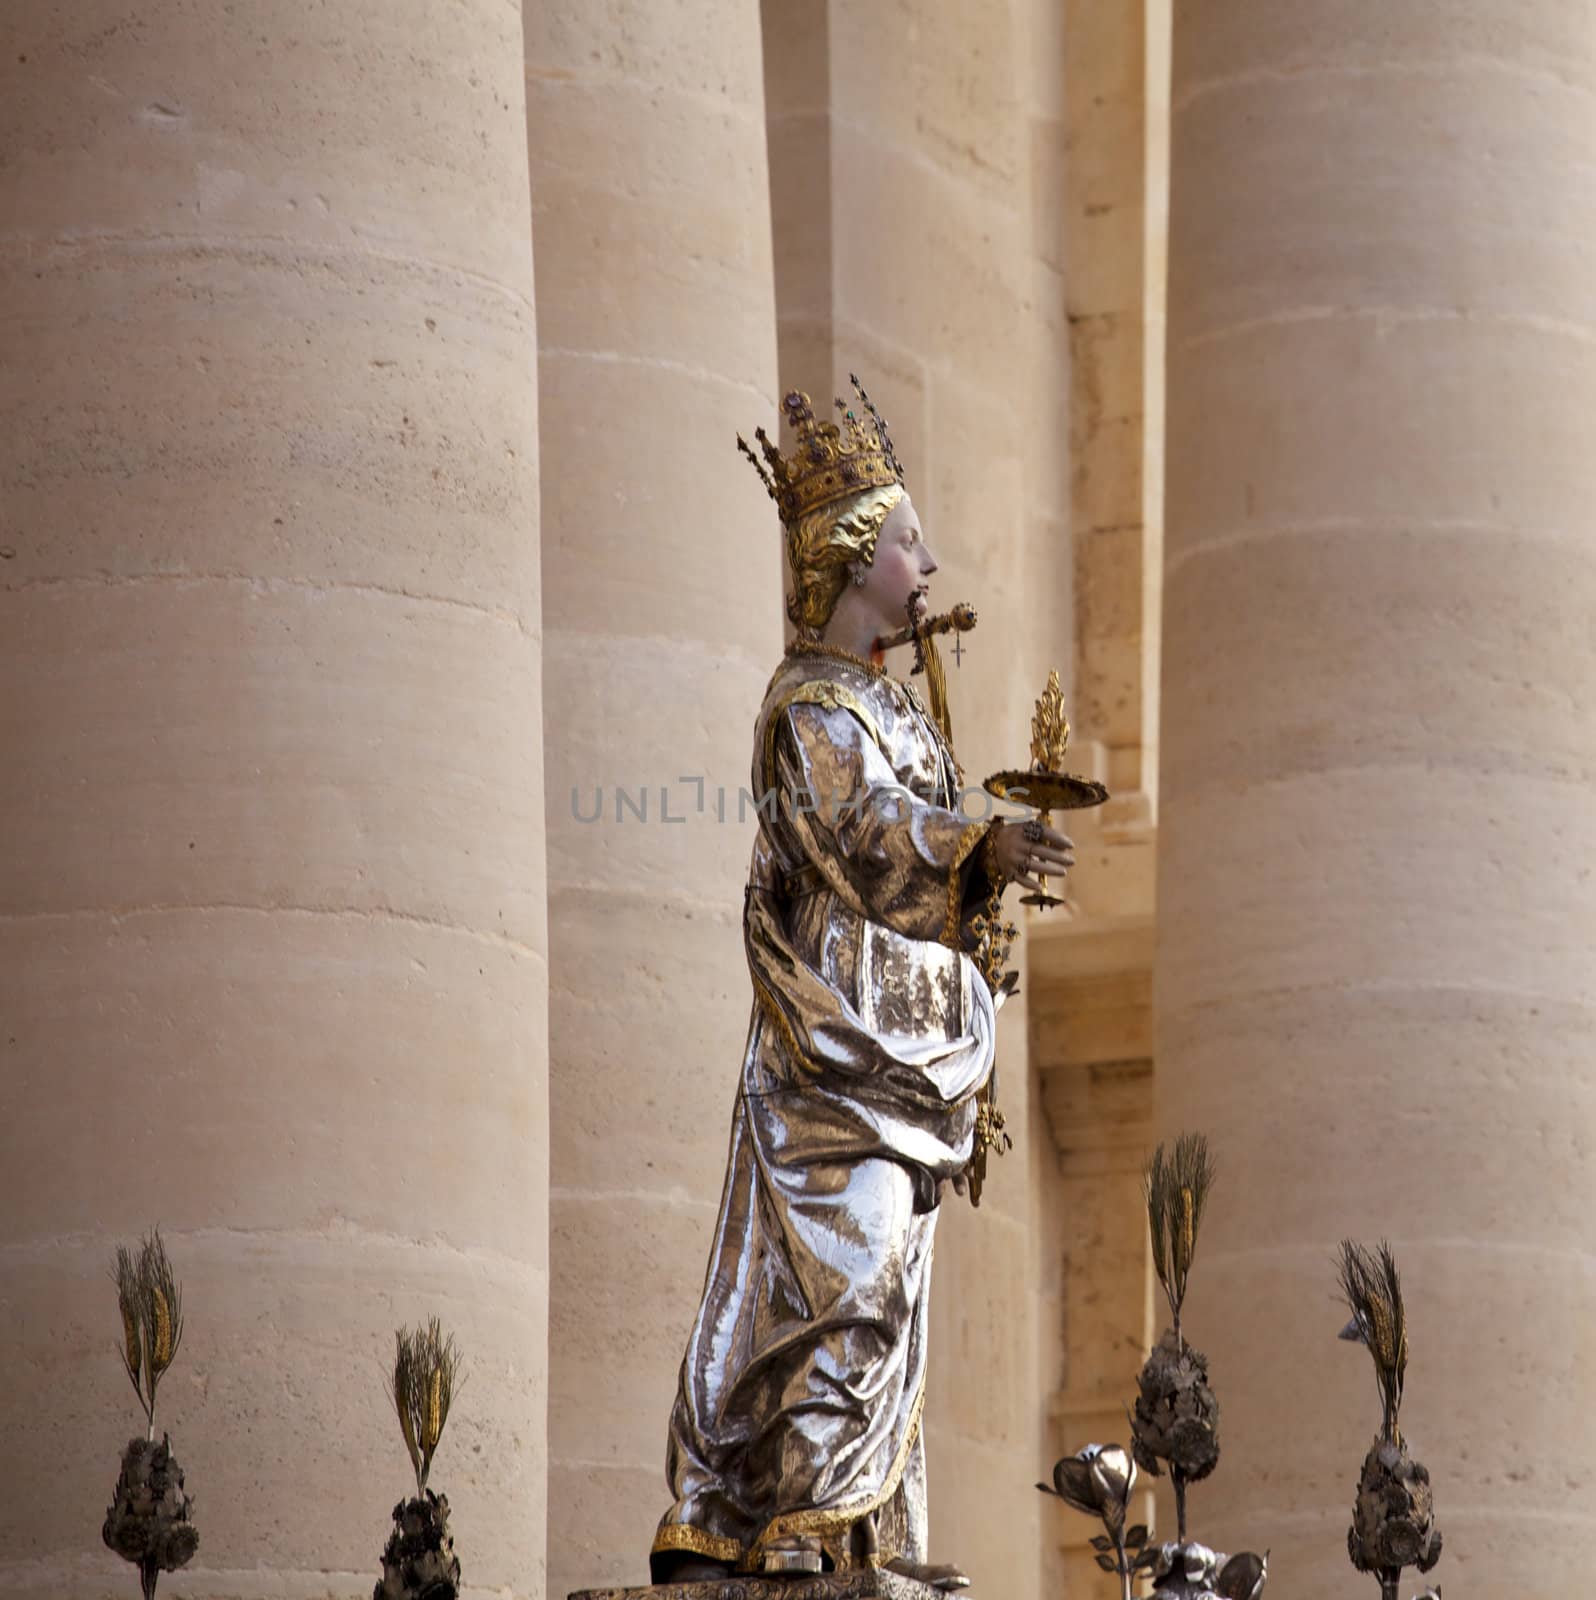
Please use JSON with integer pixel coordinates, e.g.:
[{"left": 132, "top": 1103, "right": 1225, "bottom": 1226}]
[{"left": 652, "top": 651, "right": 997, "bottom": 1576}]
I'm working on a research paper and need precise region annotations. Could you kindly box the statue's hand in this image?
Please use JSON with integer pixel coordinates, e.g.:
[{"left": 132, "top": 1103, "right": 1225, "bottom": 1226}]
[
  {"left": 884, "top": 1557, "right": 972, "bottom": 1591},
  {"left": 989, "top": 818, "right": 1074, "bottom": 895}
]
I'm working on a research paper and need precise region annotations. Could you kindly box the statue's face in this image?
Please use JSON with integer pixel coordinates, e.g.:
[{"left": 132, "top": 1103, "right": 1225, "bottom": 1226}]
[{"left": 859, "top": 494, "right": 938, "bottom": 631}]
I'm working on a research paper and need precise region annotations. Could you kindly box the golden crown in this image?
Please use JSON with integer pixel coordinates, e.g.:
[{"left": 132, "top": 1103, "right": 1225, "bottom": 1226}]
[{"left": 737, "top": 375, "right": 906, "bottom": 528}]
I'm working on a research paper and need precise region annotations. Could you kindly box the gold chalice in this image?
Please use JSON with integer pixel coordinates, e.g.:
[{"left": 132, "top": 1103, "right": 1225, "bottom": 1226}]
[{"left": 983, "top": 670, "right": 1109, "bottom": 909}]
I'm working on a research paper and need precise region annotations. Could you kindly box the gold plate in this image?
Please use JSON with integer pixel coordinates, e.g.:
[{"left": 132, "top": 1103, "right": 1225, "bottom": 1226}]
[{"left": 983, "top": 768, "right": 1110, "bottom": 812}]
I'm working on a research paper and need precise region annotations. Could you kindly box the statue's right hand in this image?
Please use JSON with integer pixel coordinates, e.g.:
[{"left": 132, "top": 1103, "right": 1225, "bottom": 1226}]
[{"left": 989, "top": 818, "right": 1074, "bottom": 895}]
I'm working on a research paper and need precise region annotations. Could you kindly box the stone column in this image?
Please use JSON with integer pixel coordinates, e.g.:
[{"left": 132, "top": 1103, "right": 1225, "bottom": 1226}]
[
  {"left": 1159, "top": 3, "right": 1596, "bottom": 1592},
  {"left": 523, "top": 4, "right": 781, "bottom": 1592},
  {"left": 1064, "top": 0, "right": 1156, "bottom": 812},
  {"left": 0, "top": 6, "right": 549, "bottom": 1597}
]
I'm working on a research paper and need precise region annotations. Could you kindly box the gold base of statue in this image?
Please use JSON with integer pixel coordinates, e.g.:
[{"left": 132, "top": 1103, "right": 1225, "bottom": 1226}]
[{"left": 573, "top": 1574, "right": 956, "bottom": 1600}]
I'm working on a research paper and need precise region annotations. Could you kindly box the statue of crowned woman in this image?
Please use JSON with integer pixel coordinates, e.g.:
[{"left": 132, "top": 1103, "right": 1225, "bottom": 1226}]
[{"left": 648, "top": 385, "right": 1074, "bottom": 1589}]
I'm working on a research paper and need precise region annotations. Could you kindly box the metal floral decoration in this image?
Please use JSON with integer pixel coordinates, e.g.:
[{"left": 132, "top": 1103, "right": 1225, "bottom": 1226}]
[
  {"left": 1338, "top": 1241, "right": 1442, "bottom": 1600},
  {"left": 1041, "top": 1133, "right": 1267, "bottom": 1600},
  {"left": 1038, "top": 1444, "right": 1148, "bottom": 1599},
  {"left": 102, "top": 1230, "right": 199, "bottom": 1599},
  {"left": 374, "top": 1318, "right": 466, "bottom": 1600},
  {"left": 1042, "top": 1168, "right": 1451, "bottom": 1600}
]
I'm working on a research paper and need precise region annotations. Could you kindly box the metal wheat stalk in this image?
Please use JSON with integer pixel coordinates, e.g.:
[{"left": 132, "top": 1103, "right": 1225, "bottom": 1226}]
[
  {"left": 1339, "top": 1240, "right": 1442, "bottom": 1600},
  {"left": 103, "top": 1230, "right": 199, "bottom": 1598},
  {"left": 1136, "top": 1133, "right": 1220, "bottom": 1544},
  {"left": 374, "top": 1319, "right": 467, "bottom": 1600}
]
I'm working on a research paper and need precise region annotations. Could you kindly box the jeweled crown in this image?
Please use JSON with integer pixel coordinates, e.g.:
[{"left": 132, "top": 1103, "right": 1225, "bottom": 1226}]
[{"left": 737, "top": 375, "right": 906, "bottom": 528}]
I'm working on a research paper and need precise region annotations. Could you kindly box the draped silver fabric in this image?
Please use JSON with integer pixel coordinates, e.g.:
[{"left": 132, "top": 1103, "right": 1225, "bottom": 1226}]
[{"left": 651, "top": 654, "right": 996, "bottom": 1576}]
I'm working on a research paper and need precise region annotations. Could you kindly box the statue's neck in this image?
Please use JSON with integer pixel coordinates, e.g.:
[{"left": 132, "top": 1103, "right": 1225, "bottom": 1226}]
[{"left": 819, "top": 593, "right": 883, "bottom": 662}]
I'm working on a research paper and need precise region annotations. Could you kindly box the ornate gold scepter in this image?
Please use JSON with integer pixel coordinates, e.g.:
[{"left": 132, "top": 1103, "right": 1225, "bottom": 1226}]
[
  {"left": 883, "top": 598, "right": 1015, "bottom": 1207},
  {"left": 874, "top": 600, "right": 979, "bottom": 653},
  {"left": 876, "top": 601, "right": 979, "bottom": 751}
]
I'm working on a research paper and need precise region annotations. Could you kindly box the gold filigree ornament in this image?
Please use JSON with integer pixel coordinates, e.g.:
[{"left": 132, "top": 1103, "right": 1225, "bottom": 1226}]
[
  {"left": 984, "top": 669, "right": 1109, "bottom": 909},
  {"left": 962, "top": 890, "right": 1019, "bottom": 1209},
  {"left": 967, "top": 1093, "right": 1013, "bottom": 1210}
]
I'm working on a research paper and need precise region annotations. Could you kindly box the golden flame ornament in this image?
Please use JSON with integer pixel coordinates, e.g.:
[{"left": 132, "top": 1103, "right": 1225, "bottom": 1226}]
[{"left": 1030, "top": 669, "right": 1071, "bottom": 772}]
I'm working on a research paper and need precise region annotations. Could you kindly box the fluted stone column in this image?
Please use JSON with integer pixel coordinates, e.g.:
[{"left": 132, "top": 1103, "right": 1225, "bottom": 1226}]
[
  {"left": 1159, "top": 3, "right": 1596, "bottom": 1593},
  {"left": 524, "top": 4, "right": 781, "bottom": 1591},
  {"left": 0, "top": 7, "right": 549, "bottom": 1598}
]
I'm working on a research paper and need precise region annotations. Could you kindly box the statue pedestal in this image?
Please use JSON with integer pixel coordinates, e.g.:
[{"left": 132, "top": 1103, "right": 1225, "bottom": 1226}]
[{"left": 573, "top": 1574, "right": 954, "bottom": 1600}]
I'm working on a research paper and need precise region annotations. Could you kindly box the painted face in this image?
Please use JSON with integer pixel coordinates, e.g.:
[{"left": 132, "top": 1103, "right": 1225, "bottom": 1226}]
[{"left": 859, "top": 494, "right": 938, "bottom": 634}]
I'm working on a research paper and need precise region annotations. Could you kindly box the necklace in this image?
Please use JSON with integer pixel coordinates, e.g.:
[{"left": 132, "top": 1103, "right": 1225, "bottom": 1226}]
[{"left": 785, "top": 637, "right": 889, "bottom": 681}]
